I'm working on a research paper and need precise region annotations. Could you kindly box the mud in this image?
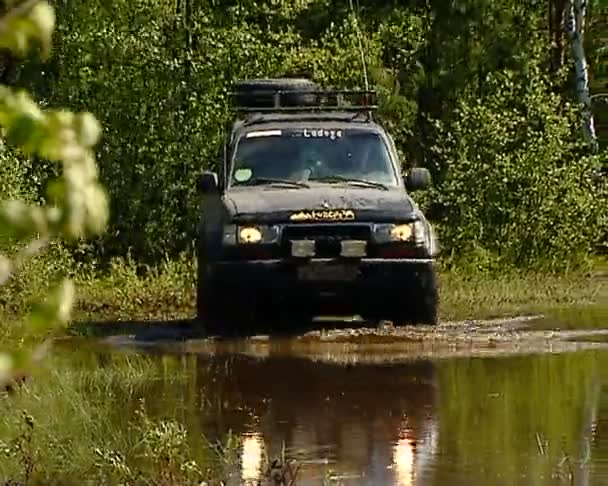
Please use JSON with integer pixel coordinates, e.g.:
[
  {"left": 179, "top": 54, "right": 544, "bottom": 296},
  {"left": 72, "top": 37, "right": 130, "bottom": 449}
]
[{"left": 93, "top": 314, "right": 608, "bottom": 363}]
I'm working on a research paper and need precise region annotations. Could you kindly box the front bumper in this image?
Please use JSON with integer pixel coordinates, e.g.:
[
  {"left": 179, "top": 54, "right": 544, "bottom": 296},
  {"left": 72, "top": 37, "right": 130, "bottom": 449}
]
[{"left": 208, "top": 258, "right": 435, "bottom": 291}]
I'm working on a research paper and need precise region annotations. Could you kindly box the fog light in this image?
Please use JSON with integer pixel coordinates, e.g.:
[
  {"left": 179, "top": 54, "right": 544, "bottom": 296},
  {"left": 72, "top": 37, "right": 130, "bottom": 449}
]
[
  {"left": 239, "top": 227, "right": 263, "bottom": 244},
  {"left": 291, "top": 240, "right": 315, "bottom": 258},
  {"left": 340, "top": 240, "right": 367, "bottom": 257}
]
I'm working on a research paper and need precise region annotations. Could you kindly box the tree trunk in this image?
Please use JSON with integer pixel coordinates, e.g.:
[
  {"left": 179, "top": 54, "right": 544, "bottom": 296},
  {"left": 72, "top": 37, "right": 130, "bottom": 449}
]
[
  {"left": 566, "top": 0, "right": 598, "bottom": 151},
  {"left": 549, "top": 0, "right": 567, "bottom": 72}
]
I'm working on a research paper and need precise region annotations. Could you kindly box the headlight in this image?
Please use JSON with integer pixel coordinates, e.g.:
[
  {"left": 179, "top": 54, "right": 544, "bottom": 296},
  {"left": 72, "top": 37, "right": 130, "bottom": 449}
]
[
  {"left": 239, "top": 226, "right": 263, "bottom": 243},
  {"left": 390, "top": 224, "right": 414, "bottom": 241},
  {"left": 372, "top": 221, "right": 426, "bottom": 244},
  {"left": 221, "top": 224, "right": 280, "bottom": 245}
]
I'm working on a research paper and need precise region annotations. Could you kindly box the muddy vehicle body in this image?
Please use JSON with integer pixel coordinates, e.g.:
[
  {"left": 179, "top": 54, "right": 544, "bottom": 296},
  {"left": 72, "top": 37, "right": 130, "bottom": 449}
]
[{"left": 196, "top": 78, "right": 439, "bottom": 333}]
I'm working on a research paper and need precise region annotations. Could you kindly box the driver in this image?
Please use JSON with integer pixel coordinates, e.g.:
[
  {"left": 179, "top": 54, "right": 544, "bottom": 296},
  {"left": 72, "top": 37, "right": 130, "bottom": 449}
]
[
  {"left": 286, "top": 140, "right": 328, "bottom": 180},
  {"left": 294, "top": 138, "right": 354, "bottom": 180}
]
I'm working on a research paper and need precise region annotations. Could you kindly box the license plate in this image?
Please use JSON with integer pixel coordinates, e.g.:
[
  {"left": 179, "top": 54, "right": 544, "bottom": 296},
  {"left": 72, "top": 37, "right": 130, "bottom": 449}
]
[{"left": 297, "top": 263, "right": 359, "bottom": 282}]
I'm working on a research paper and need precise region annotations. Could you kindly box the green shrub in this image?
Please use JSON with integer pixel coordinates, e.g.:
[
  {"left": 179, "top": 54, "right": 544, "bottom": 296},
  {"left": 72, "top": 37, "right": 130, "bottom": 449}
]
[
  {"left": 429, "top": 67, "right": 606, "bottom": 270},
  {"left": 6, "top": 0, "right": 602, "bottom": 270}
]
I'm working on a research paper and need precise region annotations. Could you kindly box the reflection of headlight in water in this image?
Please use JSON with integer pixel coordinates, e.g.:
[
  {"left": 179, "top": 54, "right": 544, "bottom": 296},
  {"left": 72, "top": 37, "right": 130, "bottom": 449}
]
[
  {"left": 241, "top": 433, "right": 264, "bottom": 482},
  {"left": 393, "top": 437, "right": 415, "bottom": 486}
]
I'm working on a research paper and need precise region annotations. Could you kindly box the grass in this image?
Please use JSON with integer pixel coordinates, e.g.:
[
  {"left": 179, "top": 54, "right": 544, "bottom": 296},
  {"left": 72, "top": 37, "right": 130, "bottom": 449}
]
[
  {"left": 1, "top": 252, "right": 606, "bottom": 331},
  {"left": 0, "top": 351, "right": 239, "bottom": 484},
  {"left": 438, "top": 264, "right": 607, "bottom": 321},
  {"left": 0, "top": 348, "right": 302, "bottom": 485},
  {"left": 74, "top": 254, "right": 197, "bottom": 323},
  {"left": 72, "top": 255, "right": 607, "bottom": 324}
]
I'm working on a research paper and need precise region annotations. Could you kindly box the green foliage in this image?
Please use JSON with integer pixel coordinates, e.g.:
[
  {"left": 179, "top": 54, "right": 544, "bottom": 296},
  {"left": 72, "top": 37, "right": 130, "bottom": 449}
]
[
  {"left": 0, "top": 0, "right": 108, "bottom": 387},
  {"left": 7, "top": 0, "right": 608, "bottom": 270},
  {"left": 44, "top": 0, "right": 382, "bottom": 260},
  {"left": 429, "top": 66, "right": 606, "bottom": 270},
  {"left": 0, "top": 143, "right": 35, "bottom": 202},
  {"left": 0, "top": 1, "right": 55, "bottom": 58}
]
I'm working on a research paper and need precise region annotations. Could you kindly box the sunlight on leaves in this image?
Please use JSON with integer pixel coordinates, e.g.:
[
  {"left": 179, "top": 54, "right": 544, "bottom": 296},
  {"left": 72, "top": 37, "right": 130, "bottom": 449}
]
[{"left": 0, "top": 0, "right": 107, "bottom": 388}]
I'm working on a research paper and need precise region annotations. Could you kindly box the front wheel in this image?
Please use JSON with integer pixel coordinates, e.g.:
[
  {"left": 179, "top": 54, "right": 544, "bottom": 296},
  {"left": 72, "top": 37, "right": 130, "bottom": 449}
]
[
  {"left": 197, "top": 283, "right": 259, "bottom": 337},
  {"left": 363, "top": 270, "right": 439, "bottom": 326},
  {"left": 195, "top": 257, "right": 231, "bottom": 336},
  {"left": 196, "top": 268, "right": 224, "bottom": 336},
  {"left": 392, "top": 270, "right": 439, "bottom": 326},
  {"left": 197, "top": 262, "right": 262, "bottom": 336}
]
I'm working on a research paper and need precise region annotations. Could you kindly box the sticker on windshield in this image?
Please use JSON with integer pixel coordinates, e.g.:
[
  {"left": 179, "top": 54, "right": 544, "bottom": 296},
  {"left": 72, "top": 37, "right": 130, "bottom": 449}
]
[
  {"left": 245, "top": 130, "right": 282, "bottom": 138},
  {"left": 234, "top": 168, "right": 253, "bottom": 182},
  {"left": 302, "top": 128, "right": 343, "bottom": 140}
]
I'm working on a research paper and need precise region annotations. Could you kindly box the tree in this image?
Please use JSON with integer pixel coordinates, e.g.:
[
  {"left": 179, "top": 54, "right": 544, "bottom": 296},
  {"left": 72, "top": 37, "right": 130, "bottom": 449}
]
[
  {"left": 0, "top": 0, "right": 108, "bottom": 388},
  {"left": 566, "top": 0, "right": 599, "bottom": 151}
]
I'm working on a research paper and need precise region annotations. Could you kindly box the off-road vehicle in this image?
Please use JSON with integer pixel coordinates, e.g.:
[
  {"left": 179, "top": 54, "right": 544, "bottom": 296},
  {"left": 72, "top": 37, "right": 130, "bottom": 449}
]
[{"left": 196, "top": 78, "right": 439, "bottom": 333}]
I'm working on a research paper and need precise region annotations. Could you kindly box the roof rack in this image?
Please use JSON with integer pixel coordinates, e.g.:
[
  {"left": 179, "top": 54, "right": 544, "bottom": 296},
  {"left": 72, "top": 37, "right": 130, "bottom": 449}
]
[
  {"left": 230, "top": 89, "right": 378, "bottom": 113},
  {"left": 237, "top": 111, "right": 374, "bottom": 127}
]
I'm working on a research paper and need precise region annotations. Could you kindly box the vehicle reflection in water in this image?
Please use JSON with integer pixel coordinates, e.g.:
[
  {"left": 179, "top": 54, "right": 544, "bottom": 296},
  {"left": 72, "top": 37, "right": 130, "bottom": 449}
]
[
  {"left": 89, "top": 321, "right": 606, "bottom": 485},
  {"left": 194, "top": 354, "right": 439, "bottom": 485}
]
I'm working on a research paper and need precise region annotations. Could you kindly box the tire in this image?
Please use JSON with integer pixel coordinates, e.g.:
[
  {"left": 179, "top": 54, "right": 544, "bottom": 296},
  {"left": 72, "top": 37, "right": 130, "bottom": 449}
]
[
  {"left": 391, "top": 270, "right": 439, "bottom": 326},
  {"left": 197, "top": 260, "right": 261, "bottom": 337},
  {"left": 233, "top": 78, "right": 319, "bottom": 108},
  {"left": 197, "top": 282, "right": 257, "bottom": 337},
  {"left": 196, "top": 261, "right": 224, "bottom": 336},
  {"left": 365, "top": 270, "right": 438, "bottom": 327},
  {"left": 410, "top": 280, "right": 439, "bottom": 325}
]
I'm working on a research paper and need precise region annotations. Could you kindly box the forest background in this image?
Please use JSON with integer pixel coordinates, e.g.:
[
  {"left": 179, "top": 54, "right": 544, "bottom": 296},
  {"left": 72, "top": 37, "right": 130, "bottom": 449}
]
[
  {"left": 1, "top": 0, "right": 607, "bottom": 325},
  {"left": 0, "top": 1, "right": 605, "bottom": 482}
]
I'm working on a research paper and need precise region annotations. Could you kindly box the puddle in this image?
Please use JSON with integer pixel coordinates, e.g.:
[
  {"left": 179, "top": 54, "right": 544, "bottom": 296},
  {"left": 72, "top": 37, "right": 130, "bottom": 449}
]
[
  {"left": 566, "top": 334, "right": 608, "bottom": 343},
  {"left": 90, "top": 312, "right": 608, "bottom": 362},
  {"left": 43, "top": 307, "right": 608, "bottom": 484},
  {"left": 526, "top": 305, "right": 607, "bottom": 331},
  {"left": 46, "top": 342, "right": 608, "bottom": 485}
]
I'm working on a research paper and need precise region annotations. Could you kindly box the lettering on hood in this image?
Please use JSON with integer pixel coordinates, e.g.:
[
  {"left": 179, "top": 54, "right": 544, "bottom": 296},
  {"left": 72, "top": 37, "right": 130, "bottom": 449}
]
[{"left": 290, "top": 209, "right": 356, "bottom": 222}]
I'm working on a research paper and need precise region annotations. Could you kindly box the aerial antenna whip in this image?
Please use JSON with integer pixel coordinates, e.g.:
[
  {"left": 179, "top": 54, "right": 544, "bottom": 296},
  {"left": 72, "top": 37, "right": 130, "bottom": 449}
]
[{"left": 348, "top": 0, "right": 369, "bottom": 92}]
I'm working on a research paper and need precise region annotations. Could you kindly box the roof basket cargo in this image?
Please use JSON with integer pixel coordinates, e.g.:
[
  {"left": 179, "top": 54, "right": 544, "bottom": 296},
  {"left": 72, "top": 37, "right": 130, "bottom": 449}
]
[
  {"left": 232, "top": 78, "right": 319, "bottom": 109},
  {"left": 231, "top": 78, "right": 377, "bottom": 113}
]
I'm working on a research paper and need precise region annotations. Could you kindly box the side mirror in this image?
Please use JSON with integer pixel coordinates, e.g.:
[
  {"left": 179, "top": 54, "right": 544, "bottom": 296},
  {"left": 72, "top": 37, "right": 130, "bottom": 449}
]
[
  {"left": 405, "top": 167, "right": 432, "bottom": 192},
  {"left": 198, "top": 171, "right": 219, "bottom": 194}
]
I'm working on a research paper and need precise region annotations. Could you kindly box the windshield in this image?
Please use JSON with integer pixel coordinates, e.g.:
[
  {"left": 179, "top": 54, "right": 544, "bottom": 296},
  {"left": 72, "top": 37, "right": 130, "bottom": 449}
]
[{"left": 230, "top": 128, "right": 398, "bottom": 187}]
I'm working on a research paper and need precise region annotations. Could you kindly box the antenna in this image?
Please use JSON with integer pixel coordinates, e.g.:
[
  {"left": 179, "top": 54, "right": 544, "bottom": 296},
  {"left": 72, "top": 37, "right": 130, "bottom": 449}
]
[{"left": 348, "top": 0, "right": 369, "bottom": 92}]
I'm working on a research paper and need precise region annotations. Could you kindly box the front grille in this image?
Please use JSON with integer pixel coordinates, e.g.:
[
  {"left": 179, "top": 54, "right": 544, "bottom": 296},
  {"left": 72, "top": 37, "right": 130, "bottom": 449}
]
[{"left": 281, "top": 224, "right": 371, "bottom": 258}]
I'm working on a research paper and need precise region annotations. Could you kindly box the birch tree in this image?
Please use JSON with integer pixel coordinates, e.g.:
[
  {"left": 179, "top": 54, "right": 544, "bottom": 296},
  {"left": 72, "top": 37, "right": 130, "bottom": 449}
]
[{"left": 567, "top": 0, "right": 599, "bottom": 151}]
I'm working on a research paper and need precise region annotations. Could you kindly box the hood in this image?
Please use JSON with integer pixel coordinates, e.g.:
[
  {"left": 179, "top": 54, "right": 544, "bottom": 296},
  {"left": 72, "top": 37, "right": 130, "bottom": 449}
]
[{"left": 223, "top": 185, "right": 417, "bottom": 223}]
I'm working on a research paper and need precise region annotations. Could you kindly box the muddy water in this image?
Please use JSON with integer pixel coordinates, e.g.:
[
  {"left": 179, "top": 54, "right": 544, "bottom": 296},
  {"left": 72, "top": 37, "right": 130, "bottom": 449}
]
[{"left": 79, "top": 312, "right": 608, "bottom": 485}]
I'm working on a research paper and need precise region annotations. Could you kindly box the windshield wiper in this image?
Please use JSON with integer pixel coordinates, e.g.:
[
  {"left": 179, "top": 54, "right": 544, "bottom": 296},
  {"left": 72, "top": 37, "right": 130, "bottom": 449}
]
[
  {"left": 310, "top": 175, "right": 388, "bottom": 190},
  {"left": 238, "top": 177, "right": 310, "bottom": 188}
]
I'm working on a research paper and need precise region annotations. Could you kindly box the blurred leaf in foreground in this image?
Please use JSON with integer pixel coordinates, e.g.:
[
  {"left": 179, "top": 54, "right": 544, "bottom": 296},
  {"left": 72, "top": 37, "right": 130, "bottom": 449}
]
[{"left": 0, "top": 1, "right": 108, "bottom": 389}]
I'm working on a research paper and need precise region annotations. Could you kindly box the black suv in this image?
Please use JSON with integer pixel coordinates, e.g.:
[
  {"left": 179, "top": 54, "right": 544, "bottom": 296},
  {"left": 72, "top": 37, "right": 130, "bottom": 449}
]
[{"left": 196, "top": 78, "right": 439, "bottom": 333}]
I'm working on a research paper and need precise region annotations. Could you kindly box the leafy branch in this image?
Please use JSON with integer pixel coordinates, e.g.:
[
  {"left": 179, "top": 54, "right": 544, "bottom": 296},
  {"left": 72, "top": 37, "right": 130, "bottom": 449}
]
[{"left": 0, "top": 0, "right": 108, "bottom": 387}]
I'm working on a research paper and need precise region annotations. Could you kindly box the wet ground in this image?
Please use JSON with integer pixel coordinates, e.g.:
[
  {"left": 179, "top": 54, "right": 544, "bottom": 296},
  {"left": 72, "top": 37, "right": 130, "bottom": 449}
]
[{"left": 67, "top": 309, "right": 608, "bottom": 485}]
